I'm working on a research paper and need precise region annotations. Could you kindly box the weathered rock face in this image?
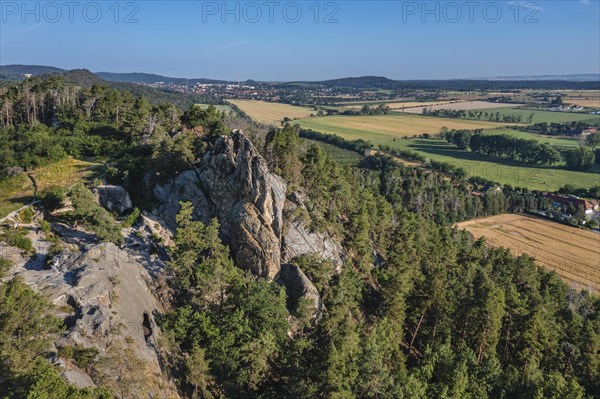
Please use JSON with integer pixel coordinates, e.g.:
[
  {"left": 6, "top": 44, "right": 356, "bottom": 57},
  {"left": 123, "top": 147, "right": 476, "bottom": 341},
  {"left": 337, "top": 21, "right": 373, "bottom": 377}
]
[
  {"left": 93, "top": 185, "right": 133, "bottom": 214},
  {"left": 282, "top": 220, "right": 344, "bottom": 273},
  {"left": 276, "top": 263, "right": 322, "bottom": 317},
  {"left": 281, "top": 193, "right": 345, "bottom": 273},
  {"left": 154, "top": 131, "right": 286, "bottom": 278},
  {"left": 3, "top": 237, "right": 177, "bottom": 398}
]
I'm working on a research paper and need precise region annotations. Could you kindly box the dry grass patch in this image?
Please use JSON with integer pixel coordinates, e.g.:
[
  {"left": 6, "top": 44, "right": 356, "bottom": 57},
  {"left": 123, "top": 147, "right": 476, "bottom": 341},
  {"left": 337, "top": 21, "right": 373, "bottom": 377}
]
[{"left": 457, "top": 214, "right": 600, "bottom": 293}]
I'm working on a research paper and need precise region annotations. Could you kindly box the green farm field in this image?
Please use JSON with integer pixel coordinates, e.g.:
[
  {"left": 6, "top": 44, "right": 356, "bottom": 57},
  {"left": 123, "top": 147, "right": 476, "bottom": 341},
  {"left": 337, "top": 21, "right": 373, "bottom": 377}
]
[
  {"left": 296, "top": 115, "right": 599, "bottom": 191},
  {"left": 381, "top": 138, "right": 600, "bottom": 191},
  {"left": 476, "top": 107, "right": 600, "bottom": 124}
]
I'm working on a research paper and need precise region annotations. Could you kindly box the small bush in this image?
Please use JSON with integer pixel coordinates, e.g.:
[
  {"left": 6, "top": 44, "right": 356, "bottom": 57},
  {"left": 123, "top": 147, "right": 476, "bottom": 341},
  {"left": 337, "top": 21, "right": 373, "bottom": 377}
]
[
  {"left": 122, "top": 207, "right": 141, "bottom": 228},
  {"left": 44, "top": 242, "right": 63, "bottom": 267},
  {"left": 41, "top": 186, "right": 66, "bottom": 211},
  {"left": 58, "top": 346, "right": 99, "bottom": 370},
  {"left": 0, "top": 257, "right": 12, "bottom": 277},
  {"left": 19, "top": 207, "right": 35, "bottom": 224},
  {"left": 69, "top": 184, "right": 123, "bottom": 245},
  {"left": 1, "top": 229, "right": 33, "bottom": 252},
  {"left": 40, "top": 220, "right": 51, "bottom": 234}
]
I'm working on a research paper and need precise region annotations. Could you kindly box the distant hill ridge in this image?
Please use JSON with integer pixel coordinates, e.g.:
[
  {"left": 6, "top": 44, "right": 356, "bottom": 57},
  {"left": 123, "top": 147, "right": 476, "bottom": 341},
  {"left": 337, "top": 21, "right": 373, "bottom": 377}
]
[
  {"left": 1, "top": 64, "right": 599, "bottom": 90},
  {"left": 0, "top": 65, "right": 225, "bottom": 110},
  {"left": 95, "top": 72, "right": 228, "bottom": 85}
]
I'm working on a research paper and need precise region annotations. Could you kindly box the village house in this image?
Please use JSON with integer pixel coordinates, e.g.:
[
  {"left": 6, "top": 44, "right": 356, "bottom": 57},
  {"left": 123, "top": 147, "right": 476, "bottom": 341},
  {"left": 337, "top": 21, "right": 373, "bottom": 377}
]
[{"left": 545, "top": 193, "right": 600, "bottom": 215}]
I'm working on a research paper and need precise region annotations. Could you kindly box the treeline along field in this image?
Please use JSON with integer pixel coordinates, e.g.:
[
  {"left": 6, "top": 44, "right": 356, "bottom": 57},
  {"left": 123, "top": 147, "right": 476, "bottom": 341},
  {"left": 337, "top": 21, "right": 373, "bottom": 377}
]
[{"left": 453, "top": 106, "right": 600, "bottom": 124}]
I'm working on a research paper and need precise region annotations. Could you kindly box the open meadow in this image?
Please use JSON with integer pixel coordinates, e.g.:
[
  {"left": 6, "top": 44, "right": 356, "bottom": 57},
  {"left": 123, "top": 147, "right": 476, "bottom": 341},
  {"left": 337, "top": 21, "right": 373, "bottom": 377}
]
[
  {"left": 195, "top": 103, "right": 238, "bottom": 115},
  {"left": 227, "top": 99, "right": 317, "bottom": 125},
  {"left": 457, "top": 214, "right": 600, "bottom": 293},
  {"left": 0, "top": 158, "right": 98, "bottom": 219},
  {"left": 405, "top": 104, "right": 600, "bottom": 124}
]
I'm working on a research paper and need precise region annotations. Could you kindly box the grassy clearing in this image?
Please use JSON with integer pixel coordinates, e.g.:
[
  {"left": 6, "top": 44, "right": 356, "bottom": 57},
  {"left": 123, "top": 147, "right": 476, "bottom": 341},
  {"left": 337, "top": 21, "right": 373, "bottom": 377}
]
[
  {"left": 303, "top": 139, "right": 363, "bottom": 166},
  {"left": 0, "top": 174, "right": 32, "bottom": 220},
  {"left": 195, "top": 103, "right": 238, "bottom": 115},
  {"left": 227, "top": 99, "right": 318, "bottom": 125},
  {"left": 457, "top": 214, "right": 600, "bottom": 293},
  {"left": 297, "top": 114, "right": 509, "bottom": 139},
  {"left": 296, "top": 114, "right": 599, "bottom": 190},
  {"left": 0, "top": 158, "right": 99, "bottom": 219},
  {"left": 29, "top": 158, "right": 98, "bottom": 192}
]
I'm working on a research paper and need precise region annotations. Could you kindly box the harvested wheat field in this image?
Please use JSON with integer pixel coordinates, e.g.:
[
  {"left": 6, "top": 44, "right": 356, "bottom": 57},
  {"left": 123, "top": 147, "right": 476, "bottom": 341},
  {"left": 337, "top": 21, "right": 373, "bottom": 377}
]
[
  {"left": 403, "top": 100, "right": 522, "bottom": 114},
  {"left": 565, "top": 98, "right": 600, "bottom": 108},
  {"left": 297, "top": 113, "right": 510, "bottom": 140},
  {"left": 457, "top": 214, "right": 600, "bottom": 293},
  {"left": 227, "top": 99, "right": 317, "bottom": 125}
]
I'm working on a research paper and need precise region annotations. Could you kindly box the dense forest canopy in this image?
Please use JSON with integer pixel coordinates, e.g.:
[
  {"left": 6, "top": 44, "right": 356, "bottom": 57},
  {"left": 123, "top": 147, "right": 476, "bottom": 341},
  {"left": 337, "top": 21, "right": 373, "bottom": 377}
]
[{"left": 0, "top": 76, "right": 599, "bottom": 399}]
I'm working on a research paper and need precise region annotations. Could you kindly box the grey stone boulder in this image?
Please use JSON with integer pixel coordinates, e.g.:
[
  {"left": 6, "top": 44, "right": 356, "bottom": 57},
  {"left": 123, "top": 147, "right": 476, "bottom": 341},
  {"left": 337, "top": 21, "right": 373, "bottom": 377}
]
[
  {"left": 276, "top": 263, "right": 322, "bottom": 317},
  {"left": 93, "top": 185, "right": 133, "bottom": 214},
  {"left": 282, "top": 219, "right": 345, "bottom": 273}
]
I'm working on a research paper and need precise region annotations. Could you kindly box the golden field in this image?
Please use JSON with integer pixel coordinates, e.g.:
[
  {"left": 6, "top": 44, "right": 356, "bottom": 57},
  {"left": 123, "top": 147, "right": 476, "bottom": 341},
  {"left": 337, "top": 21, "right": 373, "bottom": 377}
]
[
  {"left": 457, "top": 214, "right": 600, "bottom": 293},
  {"left": 227, "top": 99, "right": 317, "bottom": 125},
  {"left": 565, "top": 98, "right": 600, "bottom": 107},
  {"left": 297, "top": 113, "right": 512, "bottom": 139}
]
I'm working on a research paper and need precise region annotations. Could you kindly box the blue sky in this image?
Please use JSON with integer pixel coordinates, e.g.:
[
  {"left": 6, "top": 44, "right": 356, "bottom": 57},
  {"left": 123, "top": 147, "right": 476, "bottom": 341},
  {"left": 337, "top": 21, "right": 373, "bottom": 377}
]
[{"left": 1, "top": 0, "right": 599, "bottom": 80}]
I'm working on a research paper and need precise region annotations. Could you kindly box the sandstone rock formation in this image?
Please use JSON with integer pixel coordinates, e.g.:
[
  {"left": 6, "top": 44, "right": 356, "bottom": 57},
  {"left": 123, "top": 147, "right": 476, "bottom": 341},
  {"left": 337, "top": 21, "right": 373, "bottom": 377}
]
[
  {"left": 276, "top": 263, "right": 322, "bottom": 317},
  {"left": 154, "top": 130, "right": 286, "bottom": 278},
  {"left": 282, "top": 220, "right": 344, "bottom": 273},
  {"left": 93, "top": 185, "right": 133, "bottom": 214},
  {"left": 3, "top": 235, "right": 177, "bottom": 398}
]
